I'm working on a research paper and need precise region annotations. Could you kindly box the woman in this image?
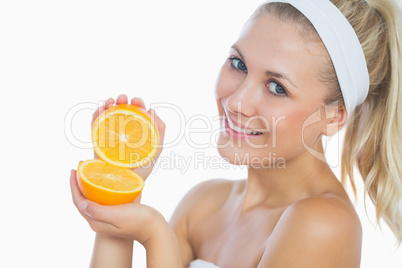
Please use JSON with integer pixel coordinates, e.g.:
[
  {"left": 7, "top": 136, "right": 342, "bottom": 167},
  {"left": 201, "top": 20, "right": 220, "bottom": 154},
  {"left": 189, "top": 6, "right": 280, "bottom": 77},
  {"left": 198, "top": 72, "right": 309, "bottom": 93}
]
[{"left": 70, "top": 0, "right": 402, "bottom": 267}]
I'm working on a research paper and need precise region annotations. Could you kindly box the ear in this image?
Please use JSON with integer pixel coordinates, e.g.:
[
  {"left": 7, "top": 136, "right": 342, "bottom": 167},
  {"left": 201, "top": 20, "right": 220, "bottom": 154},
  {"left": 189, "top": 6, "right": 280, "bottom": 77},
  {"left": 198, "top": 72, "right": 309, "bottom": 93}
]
[{"left": 322, "top": 103, "right": 347, "bottom": 136}]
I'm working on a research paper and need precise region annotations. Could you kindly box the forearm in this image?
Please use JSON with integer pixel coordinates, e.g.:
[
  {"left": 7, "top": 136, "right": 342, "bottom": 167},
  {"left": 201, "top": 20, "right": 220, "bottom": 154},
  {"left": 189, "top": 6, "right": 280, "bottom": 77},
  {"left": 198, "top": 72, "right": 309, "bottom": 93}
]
[
  {"left": 144, "top": 221, "right": 182, "bottom": 268},
  {"left": 90, "top": 233, "right": 133, "bottom": 268}
]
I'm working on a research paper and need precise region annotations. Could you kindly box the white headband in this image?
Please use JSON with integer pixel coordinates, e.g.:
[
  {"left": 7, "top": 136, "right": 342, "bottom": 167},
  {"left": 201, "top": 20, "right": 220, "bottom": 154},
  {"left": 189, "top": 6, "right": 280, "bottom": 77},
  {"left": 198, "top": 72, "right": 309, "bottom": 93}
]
[{"left": 261, "top": 0, "right": 370, "bottom": 116}]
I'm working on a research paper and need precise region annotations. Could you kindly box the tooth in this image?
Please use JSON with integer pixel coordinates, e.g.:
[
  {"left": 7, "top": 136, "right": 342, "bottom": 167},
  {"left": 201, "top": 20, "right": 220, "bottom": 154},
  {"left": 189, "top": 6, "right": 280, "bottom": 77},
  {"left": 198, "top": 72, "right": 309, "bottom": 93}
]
[{"left": 228, "top": 118, "right": 260, "bottom": 135}]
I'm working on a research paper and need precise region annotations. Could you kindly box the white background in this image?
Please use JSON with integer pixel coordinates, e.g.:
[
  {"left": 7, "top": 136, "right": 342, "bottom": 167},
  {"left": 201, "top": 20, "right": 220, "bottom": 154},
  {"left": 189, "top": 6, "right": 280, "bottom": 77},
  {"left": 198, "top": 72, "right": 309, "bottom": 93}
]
[{"left": 1, "top": 0, "right": 401, "bottom": 267}]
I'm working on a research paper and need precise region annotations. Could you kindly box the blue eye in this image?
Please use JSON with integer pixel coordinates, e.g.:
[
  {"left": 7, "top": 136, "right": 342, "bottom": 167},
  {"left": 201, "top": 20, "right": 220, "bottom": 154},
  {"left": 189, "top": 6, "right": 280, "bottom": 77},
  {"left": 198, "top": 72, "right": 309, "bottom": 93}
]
[
  {"left": 230, "top": 57, "right": 248, "bottom": 73},
  {"left": 268, "top": 81, "right": 287, "bottom": 96}
]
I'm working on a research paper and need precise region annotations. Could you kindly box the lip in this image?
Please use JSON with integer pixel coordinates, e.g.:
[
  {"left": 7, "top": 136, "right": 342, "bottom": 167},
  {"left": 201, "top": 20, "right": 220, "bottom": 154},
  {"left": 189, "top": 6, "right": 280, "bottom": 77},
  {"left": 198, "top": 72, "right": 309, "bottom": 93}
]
[
  {"left": 224, "top": 116, "right": 263, "bottom": 140},
  {"left": 227, "top": 115, "right": 255, "bottom": 131},
  {"left": 223, "top": 108, "right": 264, "bottom": 133}
]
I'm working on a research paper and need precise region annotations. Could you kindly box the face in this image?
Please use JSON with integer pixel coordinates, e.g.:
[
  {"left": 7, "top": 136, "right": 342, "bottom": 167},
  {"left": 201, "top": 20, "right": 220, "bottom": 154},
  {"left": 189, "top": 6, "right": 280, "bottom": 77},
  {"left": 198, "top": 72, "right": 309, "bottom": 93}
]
[{"left": 215, "top": 13, "right": 330, "bottom": 168}]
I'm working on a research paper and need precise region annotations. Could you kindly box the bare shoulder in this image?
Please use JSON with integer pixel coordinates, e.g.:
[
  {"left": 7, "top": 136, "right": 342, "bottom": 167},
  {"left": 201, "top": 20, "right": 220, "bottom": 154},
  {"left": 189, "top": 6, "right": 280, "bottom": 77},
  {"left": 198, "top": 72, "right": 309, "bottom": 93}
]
[
  {"left": 285, "top": 195, "right": 362, "bottom": 233},
  {"left": 259, "top": 195, "right": 362, "bottom": 268},
  {"left": 169, "top": 179, "right": 237, "bottom": 266},
  {"left": 171, "top": 179, "right": 236, "bottom": 220}
]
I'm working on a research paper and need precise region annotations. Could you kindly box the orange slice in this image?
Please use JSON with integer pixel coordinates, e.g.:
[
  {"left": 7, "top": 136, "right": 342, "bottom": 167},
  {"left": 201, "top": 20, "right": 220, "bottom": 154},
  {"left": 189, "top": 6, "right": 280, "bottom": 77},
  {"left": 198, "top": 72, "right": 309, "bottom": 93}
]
[
  {"left": 92, "top": 104, "right": 159, "bottom": 168},
  {"left": 77, "top": 159, "right": 145, "bottom": 205}
]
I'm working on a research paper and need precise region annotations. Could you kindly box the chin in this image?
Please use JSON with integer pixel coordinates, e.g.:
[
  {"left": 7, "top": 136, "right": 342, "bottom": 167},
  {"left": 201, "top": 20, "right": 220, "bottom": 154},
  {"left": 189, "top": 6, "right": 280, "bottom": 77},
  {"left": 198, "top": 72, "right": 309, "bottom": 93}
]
[
  {"left": 217, "top": 145, "right": 247, "bottom": 166},
  {"left": 216, "top": 141, "right": 287, "bottom": 169}
]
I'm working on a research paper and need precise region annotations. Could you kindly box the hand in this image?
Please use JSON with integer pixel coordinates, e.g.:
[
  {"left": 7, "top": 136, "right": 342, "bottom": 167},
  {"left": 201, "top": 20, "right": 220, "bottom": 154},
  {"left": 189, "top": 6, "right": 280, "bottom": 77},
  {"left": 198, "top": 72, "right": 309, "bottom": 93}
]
[
  {"left": 70, "top": 169, "right": 169, "bottom": 245},
  {"left": 92, "top": 94, "right": 166, "bottom": 181}
]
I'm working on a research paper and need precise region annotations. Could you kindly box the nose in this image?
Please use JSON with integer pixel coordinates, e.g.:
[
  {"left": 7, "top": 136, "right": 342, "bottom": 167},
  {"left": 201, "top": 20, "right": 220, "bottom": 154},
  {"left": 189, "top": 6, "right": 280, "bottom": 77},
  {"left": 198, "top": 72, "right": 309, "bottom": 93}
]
[{"left": 226, "top": 79, "right": 260, "bottom": 117}]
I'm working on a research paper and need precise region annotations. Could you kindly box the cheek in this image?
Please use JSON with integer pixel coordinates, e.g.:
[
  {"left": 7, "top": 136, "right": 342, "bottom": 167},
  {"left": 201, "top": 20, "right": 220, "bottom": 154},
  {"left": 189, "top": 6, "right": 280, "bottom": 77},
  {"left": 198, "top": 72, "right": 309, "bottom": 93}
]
[
  {"left": 274, "top": 107, "right": 323, "bottom": 151},
  {"left": 215, "top": 64, "right": 241, "bottom": 99},
  {"left": 272, "top": 114, "right": 303, "bottom": 149},
  {"left": 262, "top": 105, "right": 307, "bottom": 147}
]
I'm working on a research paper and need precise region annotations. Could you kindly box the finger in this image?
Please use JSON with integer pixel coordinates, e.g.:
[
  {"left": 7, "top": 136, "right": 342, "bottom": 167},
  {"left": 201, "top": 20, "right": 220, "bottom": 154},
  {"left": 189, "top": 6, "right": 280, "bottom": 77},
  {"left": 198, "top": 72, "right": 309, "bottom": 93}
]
[
  {"left": 92, "top": 98, "right": 115, "bottom": 125},
  {"left": 70, "top": 168, "right": 93, "bottom": 219},
  {"left": 83, "top": 201, "right": 127, "bottom": 228},
  {"left": 70, "top": 169, "right": 86, "bottom": 209},
  {"left": 92, "top": 105, "right": 105, "bottom": 124},
  {"left": 78, "top": 204, "right": 120, "bottom": 235},
  {"left": 130, "top": 97, "right": 146, "bottom": 110},
  {"left": 148, "top": 108, "right": 164, "bottom": 126},
  {"left": 71, "top": 168, "right": 114, "bottom": 221},
  {"left": 148, "top": 109, "right": 166, "bottom": 133},
  {"left": 105, "top": 97, "right": 116, "bottom": 109},
  {"left": 86, "top": 216, "right": 120, "bottom": 235},
  {"left": 116, "top": 94, "right": 128, "bottom": 105},
  {"left": 148, "top": 108, "right": 165, "bottom": 150},
  {"left": 71, "top": 169, "right": 121, "bottom": 235}
]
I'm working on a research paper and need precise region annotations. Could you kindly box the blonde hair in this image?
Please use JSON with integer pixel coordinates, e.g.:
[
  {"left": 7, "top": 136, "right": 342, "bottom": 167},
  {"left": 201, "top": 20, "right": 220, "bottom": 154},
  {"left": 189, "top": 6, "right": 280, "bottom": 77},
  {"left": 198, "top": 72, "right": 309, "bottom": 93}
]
[{"left": 258, "top": 0, "right": 402, "bottom": 243}]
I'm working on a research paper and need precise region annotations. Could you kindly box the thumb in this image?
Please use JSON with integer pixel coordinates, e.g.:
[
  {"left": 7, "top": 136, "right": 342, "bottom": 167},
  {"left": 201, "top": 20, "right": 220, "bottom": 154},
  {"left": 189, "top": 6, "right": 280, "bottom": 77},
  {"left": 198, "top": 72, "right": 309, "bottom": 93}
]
[{"left": 79, "top": 200, "right": 121, "bottom": 225}]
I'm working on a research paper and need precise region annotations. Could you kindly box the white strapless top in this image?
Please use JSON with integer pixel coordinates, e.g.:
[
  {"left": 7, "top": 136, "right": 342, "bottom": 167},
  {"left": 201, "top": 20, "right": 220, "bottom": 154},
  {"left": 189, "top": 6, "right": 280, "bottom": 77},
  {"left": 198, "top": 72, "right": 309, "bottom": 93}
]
[{"left": 189, "top": 259, "right": 220, "bottom": 268}]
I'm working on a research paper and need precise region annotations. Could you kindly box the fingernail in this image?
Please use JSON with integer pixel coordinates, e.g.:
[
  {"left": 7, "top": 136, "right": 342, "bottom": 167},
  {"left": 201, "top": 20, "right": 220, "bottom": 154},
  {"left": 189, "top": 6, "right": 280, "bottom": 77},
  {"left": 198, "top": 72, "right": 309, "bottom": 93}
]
[{"left": 79, "top": 201, "right": 88, "bottom": 214}]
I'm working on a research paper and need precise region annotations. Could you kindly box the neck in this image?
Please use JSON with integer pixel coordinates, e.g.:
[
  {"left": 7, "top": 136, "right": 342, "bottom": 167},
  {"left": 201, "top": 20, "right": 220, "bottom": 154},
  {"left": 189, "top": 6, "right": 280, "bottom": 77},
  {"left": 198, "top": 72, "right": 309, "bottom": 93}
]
[{"left": 241, "top": 142, "right": 335, "bottom": 211}]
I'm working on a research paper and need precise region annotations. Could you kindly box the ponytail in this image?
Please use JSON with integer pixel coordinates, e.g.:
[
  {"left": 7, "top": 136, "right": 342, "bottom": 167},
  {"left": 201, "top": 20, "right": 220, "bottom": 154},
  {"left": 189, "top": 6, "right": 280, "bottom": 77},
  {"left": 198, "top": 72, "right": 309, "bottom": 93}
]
[{"left": 339, "top": 0, "right": 402, "bottom": 243}]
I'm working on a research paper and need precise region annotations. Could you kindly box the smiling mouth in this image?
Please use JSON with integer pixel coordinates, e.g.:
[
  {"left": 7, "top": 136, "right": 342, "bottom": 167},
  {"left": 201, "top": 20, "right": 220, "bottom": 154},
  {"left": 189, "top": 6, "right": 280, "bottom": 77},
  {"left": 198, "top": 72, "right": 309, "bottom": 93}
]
[{"left": 226, "top": 117, "right": 263, "bottom": 135}]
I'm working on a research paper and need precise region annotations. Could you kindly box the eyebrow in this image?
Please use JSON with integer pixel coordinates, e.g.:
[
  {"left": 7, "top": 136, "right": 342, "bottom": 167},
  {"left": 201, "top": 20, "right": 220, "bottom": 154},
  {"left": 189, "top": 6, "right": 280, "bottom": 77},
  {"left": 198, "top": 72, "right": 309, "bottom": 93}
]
[{"left": 230, "top": 45, "right": 298, "bottom": 88}]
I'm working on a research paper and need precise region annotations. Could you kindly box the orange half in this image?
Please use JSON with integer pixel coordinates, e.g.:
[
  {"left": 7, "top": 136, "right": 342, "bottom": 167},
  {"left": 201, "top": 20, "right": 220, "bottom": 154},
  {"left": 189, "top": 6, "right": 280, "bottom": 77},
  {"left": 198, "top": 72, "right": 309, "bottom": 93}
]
[
  {"left": 92, "top": 104, "right": 159, "bottom": 168},
  {"left": 77, "top": 159, "right": 144, "bottom": 205}
]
